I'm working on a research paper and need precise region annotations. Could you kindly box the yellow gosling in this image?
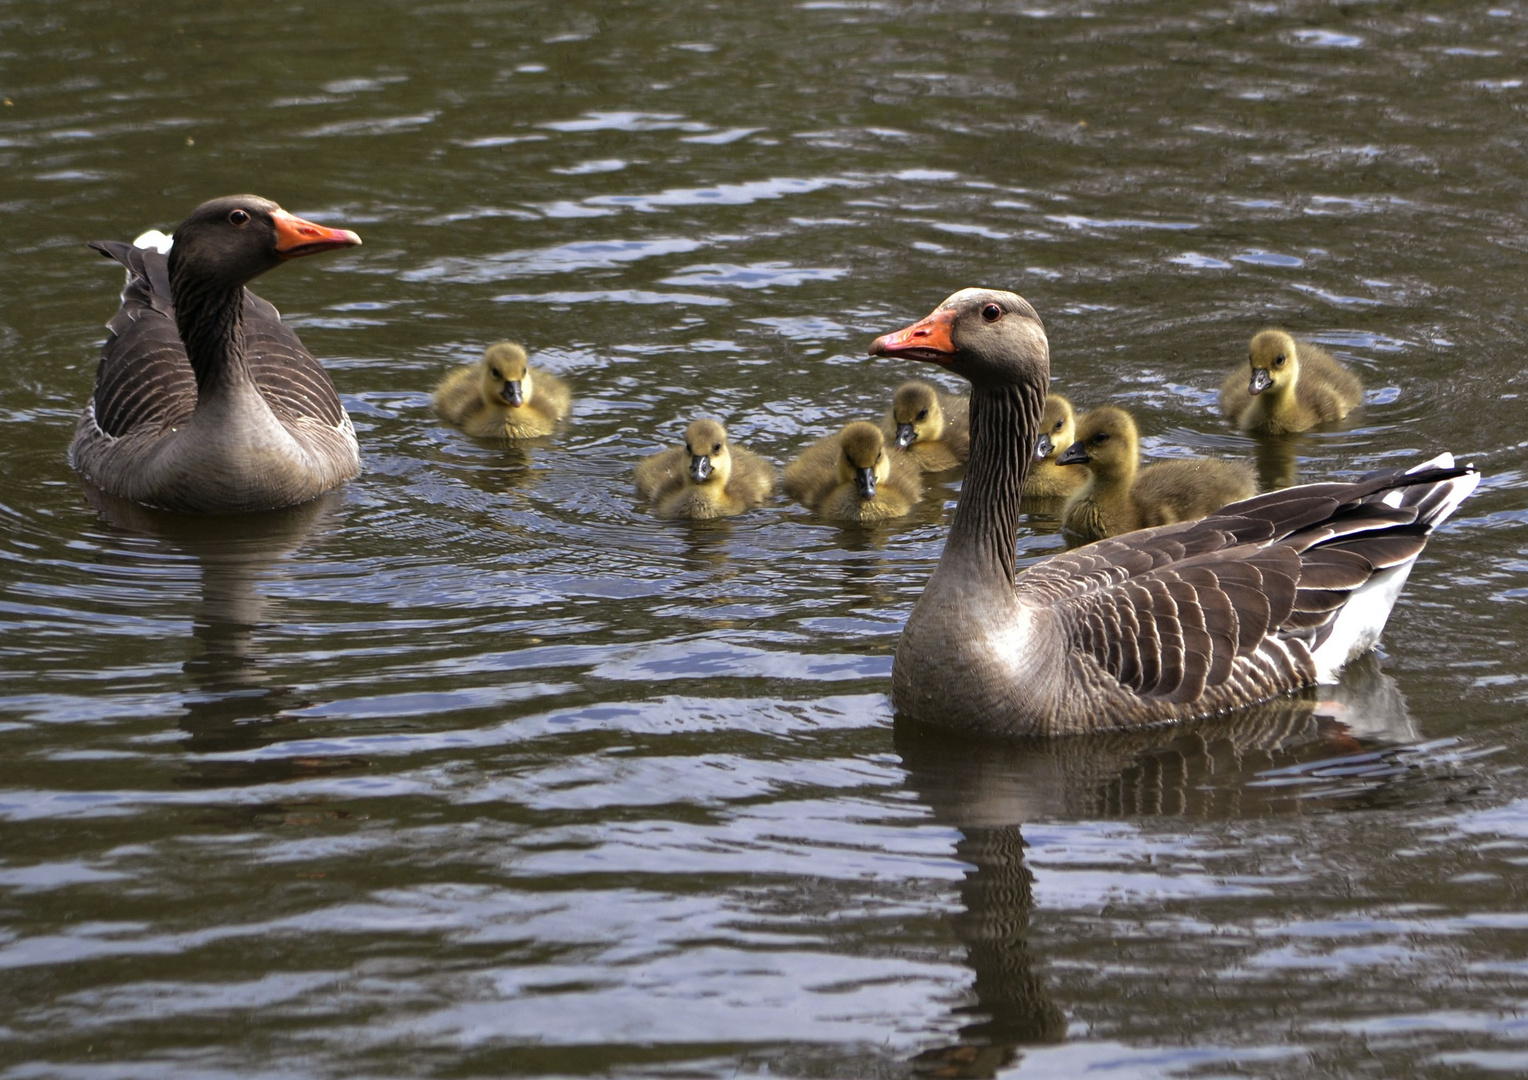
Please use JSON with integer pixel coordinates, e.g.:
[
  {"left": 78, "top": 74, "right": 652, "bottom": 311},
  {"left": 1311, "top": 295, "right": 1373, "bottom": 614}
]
[
  {"left": 634, "top": 418, "right": 776, "bottom": 519},
  {"left": 1059, "top": 406, "right": 1259, "bottom": 543},
  {"left": 433, "top": 342, "right": 572, "bottom": 440},
  {"left": 1220, "top": 329, "right": 1363, "bottom": 434},
  {"left": 1024, "top": 393, "right": 1087, "bottom": 500},
  {"left": 882, "top": 379, "right": 970, "bottom": 472},
  {"left": 784, "top": 421, "right": 923, "bottom": 523}
]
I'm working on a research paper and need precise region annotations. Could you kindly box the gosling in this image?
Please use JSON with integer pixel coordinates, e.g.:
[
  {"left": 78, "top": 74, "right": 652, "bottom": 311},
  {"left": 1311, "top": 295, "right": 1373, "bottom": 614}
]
[
  {"left": 634, "top": 418, "right": 776, "bottom": 519},
  {"left": 1220, "top": 329, "right": 1363, "bottom": 434},
  {"left": 882, "top": 379, "right": 970, "bottom": 472},
  {"left": 784, "top": 421, "right": 923, "bottom": 523},
  {"left": 1058, "top": 406, "right": 1259, "bottom": 544},
  {"left": 1024, "top": 393, "right": 1087, "bottom": 500},
  {"left": 433, "top": 342, "right": 572, "bottom": 440}
]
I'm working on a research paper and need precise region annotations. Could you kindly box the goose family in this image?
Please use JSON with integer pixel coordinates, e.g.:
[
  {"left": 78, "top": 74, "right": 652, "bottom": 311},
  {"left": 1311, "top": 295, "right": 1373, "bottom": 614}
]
[
  {"left": 72, "top": 195, "right": 362, "bottom": 513},
  {"left": 433, "top": 341, "right": 572, "bottom": 440},
  {"left": 1023, "top": 393, "right": 1086, "bottom": 500},
  {"left": 634, "top": 418, "right": 776, "bottom": 519},
  {"left": 1221, "top": 329, "right": 1364, "bottom": 434},
  {"left": 870, "top": 288, "right": 1477, "bottom": 736},
  {"left": 882, "top": 379, "right": 970, "bottom": 472},
  {"left": 1057, "top": 405, "right": 1259, "bottom": 543},
  {"left": 71, "top": 199, "right": 1478, "bottom": 737},
  {"left": 784, "top": 421, "right": 924, "bottom": 522}
]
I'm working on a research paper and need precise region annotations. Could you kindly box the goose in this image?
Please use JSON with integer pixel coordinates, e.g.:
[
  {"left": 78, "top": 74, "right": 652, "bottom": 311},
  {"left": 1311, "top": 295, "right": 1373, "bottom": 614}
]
[
  {"left": 72, "top": 195, "right": 362, "bottom": 513},
  {"left": 1024, "top": 393, "right": 1087, "bottom": 500},
  {"left": 1057, "top": 405, "right": 1259, "bottom": 543},
  {"left": 783, "top": 420, "right": 923, "bottom": 522},
  {"left": 882, "top": 379, "right": 970, "bottom": 472},
  {"left": 869, "top": 288, "right": 1478, "bottom": 736},
  {"left": 634, "top": 418, "right": 776, "bottom": 519},
  {"left": 1221, "top": 329, "right": 1364, "bottom": 434},
  {"left": 433, "top": 342, "right": 571, "bottom": 440}
]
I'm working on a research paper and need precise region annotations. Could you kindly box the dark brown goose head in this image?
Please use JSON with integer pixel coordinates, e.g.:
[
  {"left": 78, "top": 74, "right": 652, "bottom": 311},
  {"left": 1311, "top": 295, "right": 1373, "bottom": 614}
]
[
  {"left": 164, "top": 195, "right": 360, "bottom": 392},
  {"left": 868, "top": 288, "right": 1048, "bottom": 391},
  {"left": 167, "top": 195, "right": 360, "bottom": 292}
]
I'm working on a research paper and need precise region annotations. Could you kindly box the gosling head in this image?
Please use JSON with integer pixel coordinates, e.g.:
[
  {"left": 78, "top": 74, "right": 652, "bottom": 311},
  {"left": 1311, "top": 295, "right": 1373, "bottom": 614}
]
[
  {"left": 683, "top": 418, "right": 731, "bottom": 486},
  {"left": 890, "top": 380, "right": 945, "bottom": 450},
  {"left": 1247, "top": 329, "right": 1301, "bottom": 397},
  {"left": 479, "top": 342, "right": 533, "bottom": 409},
  {"left": 837, "top": 421, "right": 891, "bottom": 500},
  {"left": 1034, "top": 393, "right": 1077, "bottom": 461},
  {"left": 1055, "top": 406, "right": 1139, "bottom": 480}
]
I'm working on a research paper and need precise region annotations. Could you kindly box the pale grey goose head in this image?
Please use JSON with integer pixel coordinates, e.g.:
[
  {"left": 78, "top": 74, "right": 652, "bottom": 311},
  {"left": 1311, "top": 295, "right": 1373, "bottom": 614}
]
[{"left": 869, "top": 287, "right": 1048, "bottom": 392}]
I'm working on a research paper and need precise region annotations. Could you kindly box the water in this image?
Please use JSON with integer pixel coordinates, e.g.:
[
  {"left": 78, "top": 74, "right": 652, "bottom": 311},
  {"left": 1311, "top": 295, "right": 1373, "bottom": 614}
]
[{"left": 3, "top": 1, "right": 1527, "bottom": 1076}]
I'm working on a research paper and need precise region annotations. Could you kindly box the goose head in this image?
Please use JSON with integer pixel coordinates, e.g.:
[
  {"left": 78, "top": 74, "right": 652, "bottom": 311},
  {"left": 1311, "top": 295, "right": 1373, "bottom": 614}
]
[
  {"left": 479, "top": 342, "right": 534, "bottom": 409},
  {"left": 167, "top": 195, "right": 360, "bottom": 291},
  {"left": 1055, "top": 406, "right": 1139, "bottom": 482},
  {"left": 1246, "top": 329, "right": 1301, "bottom": 396},
  {"left": 868, "top": 287, "right": 1049, "bottom": 391},
  {"left": 838, "top": 421, "right": 891, "bottom": 500},
  {"left": 1034, "top": 393, "right": 1078, "bottom": 461},
  {"left": 683, "top": 418, "right": 732, "bottom": 486},
  {"left": 889, "top": 380, "right": 946, "bottom": 450}
]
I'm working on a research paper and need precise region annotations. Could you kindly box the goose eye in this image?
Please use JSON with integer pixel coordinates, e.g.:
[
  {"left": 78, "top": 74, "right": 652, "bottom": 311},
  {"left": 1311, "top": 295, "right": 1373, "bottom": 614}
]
[
  {"left": 916, "top": 409, "right": 928, "bottom": 421},
  {"left": 712, "top": 442, "right": 722, "bottom": 454},
  {"left": 227, "top": 208, "right": 251, "bottom": 226},
  {"left": 1093, "top": 433, "right": 1109, "bottom": 444},
  {"left": 1274, "top": 355, "right": 1286, "bottom": 367},
  {"left": 981, "top": 303, "right": 1002, "bottom": 322},
  {"left": 1053, "top": 420, "right": 1064, "bottom": 432},
  {"left": 489, "top": 368, "right": 501, "bottom": 379}
]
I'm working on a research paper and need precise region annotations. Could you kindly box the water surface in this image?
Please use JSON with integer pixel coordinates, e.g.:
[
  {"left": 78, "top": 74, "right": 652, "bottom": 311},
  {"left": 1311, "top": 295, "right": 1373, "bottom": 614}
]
[{"left": 3, "top": 2, "right": 1528, "bottom": 1077}]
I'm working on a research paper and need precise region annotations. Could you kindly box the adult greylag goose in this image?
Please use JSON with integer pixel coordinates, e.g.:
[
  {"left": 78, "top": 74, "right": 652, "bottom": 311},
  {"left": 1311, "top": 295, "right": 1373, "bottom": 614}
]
[
  {"left": 634, "top": 418, "right": 776, "bottom": 519},
  {"left": 882, "top": 379, "right": 970, "bottom": 472},
  {"left": 72, "top": 195, "right": 362, "bottom": 513},
  {"left": 1023, "top": 393, "right": 1086, "bottom": 500},
  {"left": 1221, "top": 329, "right": 1364, "bottom": 434},
  {"left": 869, "top": 288, "right": 1478, "bottom": 736},
  {"left": 432, "top": 341, "right": 572, "bottom": 440},
  {"left": 1057, "top": 405, "right": 1259, "bottom": 543},
  {"left": 783, "top": 420, "right": 923, "bottom": 522}
]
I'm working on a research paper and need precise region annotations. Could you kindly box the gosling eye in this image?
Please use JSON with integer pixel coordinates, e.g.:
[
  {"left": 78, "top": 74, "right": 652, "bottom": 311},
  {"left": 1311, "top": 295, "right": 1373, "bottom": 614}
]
[
  {"left": 489, "top": 368, "right": 501, "bottom": 379},
  {"left": 1093, "top": 432, "right": 1110, "bottom": 444},
  {"left": 1273, "top": 354, "right": 1286, "bottom": 367},
  {"left": 711, "top": 442, "right": 722, "bottom": 455},
  {"left": 1052, "top": 420, "right": 1064, "bottom": 432},
  {"left": 916, "top": 409, "right": 928, "bottom": 421},
  {"left": 227, "top": 208, "right": 251, "bottom": 226},
  {"left": 981, "top": 303, "right": 1002, "bottom": 322}
]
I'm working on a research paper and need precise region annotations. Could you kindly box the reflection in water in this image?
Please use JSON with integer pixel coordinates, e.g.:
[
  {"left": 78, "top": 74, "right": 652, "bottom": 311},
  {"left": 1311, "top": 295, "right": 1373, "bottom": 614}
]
[
  {"left": 1251, "top": 431, "right": 1302, "bottom": 492},
  {"left": 81, "top": 486, "right": 364, "bottom": 784},
  {"left": 895, "top": 664, "right": 1417, "bottom": 1077}
]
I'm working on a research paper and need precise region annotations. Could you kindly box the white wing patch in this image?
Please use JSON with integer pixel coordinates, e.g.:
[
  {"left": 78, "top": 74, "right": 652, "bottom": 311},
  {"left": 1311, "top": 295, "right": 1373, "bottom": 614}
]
[{"left": 132, "top": 229, "right": 174, "bottom": 253}]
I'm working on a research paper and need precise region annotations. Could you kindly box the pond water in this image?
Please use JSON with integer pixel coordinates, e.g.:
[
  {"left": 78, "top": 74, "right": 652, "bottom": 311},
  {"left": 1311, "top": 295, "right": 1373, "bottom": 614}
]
[{"left": 3, "top": 2, "right": 1528, "bottom": 1076}]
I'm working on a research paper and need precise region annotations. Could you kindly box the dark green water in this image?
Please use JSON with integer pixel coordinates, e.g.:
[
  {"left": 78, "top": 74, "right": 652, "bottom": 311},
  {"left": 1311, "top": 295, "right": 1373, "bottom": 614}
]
[{"left": 3, "top": 2, "right": 1527, "bottom": 1076}]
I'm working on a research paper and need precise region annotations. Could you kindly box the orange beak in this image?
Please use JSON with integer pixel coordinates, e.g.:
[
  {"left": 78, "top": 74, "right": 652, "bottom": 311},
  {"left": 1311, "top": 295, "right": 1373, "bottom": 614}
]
[
  {"left": 868, "top": 306, "right": 957, "bottom": 365},
  {"left": 272, "top": 208, "right": 362, "bottom": 259}
]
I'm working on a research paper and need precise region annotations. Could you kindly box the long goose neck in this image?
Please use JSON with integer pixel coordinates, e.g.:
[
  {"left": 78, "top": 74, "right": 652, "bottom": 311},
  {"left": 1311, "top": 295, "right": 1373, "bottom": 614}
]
[
  {"left": 944, "top": 380, "right": 1046, "bottom": 587},
  {"left": 171, "top": 270, "right": 252, "bottom": 400}
]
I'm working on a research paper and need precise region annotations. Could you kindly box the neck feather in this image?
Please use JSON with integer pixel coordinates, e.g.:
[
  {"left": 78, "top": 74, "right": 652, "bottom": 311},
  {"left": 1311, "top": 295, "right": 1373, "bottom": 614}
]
[
  {"left": 172, "top": 271, "right": 250, "bottom": 398},
  {"left": 944, "top": 380, "right": 1046, "bottom": 586}
]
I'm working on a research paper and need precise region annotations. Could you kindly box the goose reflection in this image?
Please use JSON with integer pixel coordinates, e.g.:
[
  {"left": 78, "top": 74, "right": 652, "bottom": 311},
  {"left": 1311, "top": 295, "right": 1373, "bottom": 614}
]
[
  {"left": 895, "top": 661, "right": 1415, "bottom": 1077},
  {"left": 81, "top": 485, "right": 364, "bottom": 786}
]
